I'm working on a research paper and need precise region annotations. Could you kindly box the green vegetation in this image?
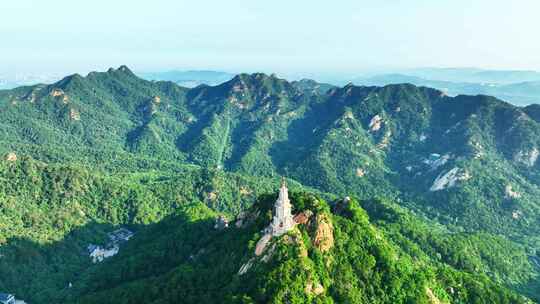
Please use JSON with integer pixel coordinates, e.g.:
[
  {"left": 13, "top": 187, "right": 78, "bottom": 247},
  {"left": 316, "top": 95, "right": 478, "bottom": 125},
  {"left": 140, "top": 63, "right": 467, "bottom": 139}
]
[
  {"left": 0, "top": 66, "right": 539, "bottom": 302},
  {"left": 3, "top": 192, "right": 531, "bottom": 303}
]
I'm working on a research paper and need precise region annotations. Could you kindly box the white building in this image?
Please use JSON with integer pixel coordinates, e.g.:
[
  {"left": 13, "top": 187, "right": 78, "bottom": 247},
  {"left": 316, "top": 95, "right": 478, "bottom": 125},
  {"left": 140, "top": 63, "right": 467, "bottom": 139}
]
[
  {"left": 0, "top": 293, "right": 14, "bottom": 304},
  {"left": 266, "top": 178, "right": 295, "bottom": 236},
  {"left": 88, "top": 244, "right": 120, "bottom": 263}
]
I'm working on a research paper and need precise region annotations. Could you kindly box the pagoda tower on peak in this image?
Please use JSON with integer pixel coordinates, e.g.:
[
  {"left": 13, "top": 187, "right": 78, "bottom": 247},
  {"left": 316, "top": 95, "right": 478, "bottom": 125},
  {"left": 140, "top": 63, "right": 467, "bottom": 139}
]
[{"left": 267, "top": 177, "right": 295, "bottom": 236}]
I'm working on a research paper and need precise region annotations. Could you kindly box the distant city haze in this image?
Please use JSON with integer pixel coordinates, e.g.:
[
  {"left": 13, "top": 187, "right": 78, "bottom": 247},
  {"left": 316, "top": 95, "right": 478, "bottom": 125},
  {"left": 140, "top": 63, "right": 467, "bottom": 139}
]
[{"left": 2, "top": 0, "right": 540, "bottom": 76}]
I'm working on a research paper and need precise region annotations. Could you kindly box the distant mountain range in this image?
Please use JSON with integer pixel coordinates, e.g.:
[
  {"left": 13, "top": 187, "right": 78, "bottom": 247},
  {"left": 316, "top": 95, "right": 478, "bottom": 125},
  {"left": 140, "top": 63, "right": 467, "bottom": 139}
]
[
  {"left": 140, "top": 70, "right": 235, "bottom": 87},
  {"left": 402, "top": 67, "right": 540, "bottom": 84},
  {"left": 353, "top": 73, "right": 540, "bottom": 106},
  {"left": 3, "top": 68, "right": 540, "bottom": 106},
  {"left": 136, "top": 68, "right": 540, "bottom": 106},
  {"left": 0, "top": 73, "right": 63, "bottom": 90}
]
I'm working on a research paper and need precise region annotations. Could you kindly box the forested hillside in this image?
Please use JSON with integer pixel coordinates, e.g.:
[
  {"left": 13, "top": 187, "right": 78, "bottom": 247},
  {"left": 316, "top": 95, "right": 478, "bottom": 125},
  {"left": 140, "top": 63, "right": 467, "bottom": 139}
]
[{"left": 0, "top": 66, "right": 539, "bottom": 302}]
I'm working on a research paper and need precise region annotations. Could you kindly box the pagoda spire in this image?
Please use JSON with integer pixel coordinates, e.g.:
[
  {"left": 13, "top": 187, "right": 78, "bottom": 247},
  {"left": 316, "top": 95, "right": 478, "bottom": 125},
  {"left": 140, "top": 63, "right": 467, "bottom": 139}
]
[{"left": 267, "top": 177, "right": 295, "bottom": 236}]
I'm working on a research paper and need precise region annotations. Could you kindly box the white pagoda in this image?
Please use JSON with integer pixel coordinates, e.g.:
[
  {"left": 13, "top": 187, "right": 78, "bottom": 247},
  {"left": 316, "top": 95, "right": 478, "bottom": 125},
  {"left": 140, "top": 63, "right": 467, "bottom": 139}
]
[{"left": 267, "top": 178, "right": 295, "bottom": 236}]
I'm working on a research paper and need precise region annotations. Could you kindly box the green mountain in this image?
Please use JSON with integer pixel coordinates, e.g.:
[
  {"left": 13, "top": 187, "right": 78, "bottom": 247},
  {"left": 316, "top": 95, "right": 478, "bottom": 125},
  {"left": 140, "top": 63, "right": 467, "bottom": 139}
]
[
  {"left": 354, "top": 73, "right": 540, "bottom": 106},
  {"left": 291, "top": 79, "right": 336, "bottom": 95},
  {"left": 0, "top": 66, "right": 539, "bottom": 303}
]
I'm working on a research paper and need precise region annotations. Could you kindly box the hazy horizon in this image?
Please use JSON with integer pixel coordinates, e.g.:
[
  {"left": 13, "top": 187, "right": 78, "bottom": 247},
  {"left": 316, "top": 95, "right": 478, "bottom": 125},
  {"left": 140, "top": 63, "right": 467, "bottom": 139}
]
[{"left": 2, "top": 0, "right": 540, "bottom": 75}]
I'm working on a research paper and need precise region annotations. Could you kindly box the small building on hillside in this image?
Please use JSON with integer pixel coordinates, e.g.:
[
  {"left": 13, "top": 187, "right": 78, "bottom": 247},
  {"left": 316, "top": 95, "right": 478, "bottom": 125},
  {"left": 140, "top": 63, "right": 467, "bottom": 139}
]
[
  {"left": 0, "top": 293, "right": 15, "bottom": 304},
  {"left": 86, "top": 227, "right": 134, "bottom": 263},
  {"left": 214, "top": 215, "right": 229, "bottom": 230},
  {"left": 87, "top": 244, "right": 119, "bottom": 263},
  {"left": 108, "top": 228, "right": 134, "bottom": 244}
]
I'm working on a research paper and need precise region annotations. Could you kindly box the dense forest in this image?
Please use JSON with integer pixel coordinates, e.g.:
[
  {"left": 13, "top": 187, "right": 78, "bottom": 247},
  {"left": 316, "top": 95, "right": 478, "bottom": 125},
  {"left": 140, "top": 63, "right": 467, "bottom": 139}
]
[{"left": 0, "top": 66, "right": 539, "bottom": 303}]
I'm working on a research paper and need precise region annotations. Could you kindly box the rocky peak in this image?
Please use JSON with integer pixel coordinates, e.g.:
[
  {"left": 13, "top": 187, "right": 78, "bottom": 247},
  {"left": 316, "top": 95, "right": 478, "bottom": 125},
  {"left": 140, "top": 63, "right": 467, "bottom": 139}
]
[
  {"left": 106, "top": 65, "right": 137, "bottom": 78},
  {"left": 227, "top": 73, "right": 296, "bottom": 96},
  {"left": 53, "top": 73, "right": 86, "bottom": 91},
  {"left": 291, "top": 79, "right": 335, "bottom": 95}
]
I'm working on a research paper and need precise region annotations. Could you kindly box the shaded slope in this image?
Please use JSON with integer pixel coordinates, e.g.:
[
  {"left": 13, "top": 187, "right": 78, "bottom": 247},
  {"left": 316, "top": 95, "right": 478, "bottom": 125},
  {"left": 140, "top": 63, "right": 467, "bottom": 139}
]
[{"left": 63, "top": 193, "right": 531, "bottom": 304}]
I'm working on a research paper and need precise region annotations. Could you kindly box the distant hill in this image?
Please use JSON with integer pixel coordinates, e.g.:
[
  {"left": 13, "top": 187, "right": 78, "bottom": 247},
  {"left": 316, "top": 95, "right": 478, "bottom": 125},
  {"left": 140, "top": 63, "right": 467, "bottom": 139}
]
[
  {"left": 0, "top": 73, "right": 63, "bottom": 90},
  {"left": 404, "top": 67, "right": 540, "bottom": 84},
  {"left": 140, "top": 70, "right": 235, "bottom": 87},
  {"left": 354, "top": 73, "right": 540, "bottom": 106}
]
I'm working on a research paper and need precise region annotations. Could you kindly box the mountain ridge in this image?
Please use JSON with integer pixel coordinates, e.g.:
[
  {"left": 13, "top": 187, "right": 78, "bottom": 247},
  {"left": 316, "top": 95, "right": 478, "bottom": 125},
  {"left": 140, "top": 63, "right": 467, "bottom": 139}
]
[{"left": 1, "top": 66, "right": 540, "bottom": 302}]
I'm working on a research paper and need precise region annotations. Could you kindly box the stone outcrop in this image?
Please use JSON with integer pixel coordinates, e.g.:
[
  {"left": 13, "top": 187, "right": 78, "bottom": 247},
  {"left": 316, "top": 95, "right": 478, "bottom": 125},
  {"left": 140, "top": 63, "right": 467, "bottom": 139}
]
[
  {"left": 239, "top": 186, "right": 251, "bottom": 196},
  {"left": 512, "top": 210, "right": 522, "bottom": 219},
  {"left": 376, "top": 130, "right": 392, "bottom": 149},
  {"left": 313, "top": 214, "right": 334, "bottom": 252},
  {"left": 429, "top": 167, "right": 471, "bottom": 192},
  {"left": 207, "top": 192, "right": 217, "bottom": 201},
  {"left": 5, "top": 152, "right": 17, "bottom": 162},
  {"left": 514, "top": 147, "right": 539, "bottom": 167},
  {"left": 255, "top": 234, "right": 272, "bottom": 256},
  {"left": 305, "top": 281, "right": 325, "bottom": 296},
  {"left": 50, "top": 88, "right": 64, "bottom": 97},
  {"left": 293, "top": 210, "right": 313, "bottom": 225},
  {"left": 426, "top": 287, "right": 444, "bottom": 304},
  {"left": 368, "top": 114, "right": 383, "bottom": 132}
]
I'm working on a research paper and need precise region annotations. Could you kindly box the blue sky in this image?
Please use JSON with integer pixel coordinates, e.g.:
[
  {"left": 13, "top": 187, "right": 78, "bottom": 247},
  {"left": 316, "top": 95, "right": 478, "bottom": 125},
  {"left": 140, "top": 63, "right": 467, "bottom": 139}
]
[{"left": 2, "top": 0, "right": 539, "bottom": 75}]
